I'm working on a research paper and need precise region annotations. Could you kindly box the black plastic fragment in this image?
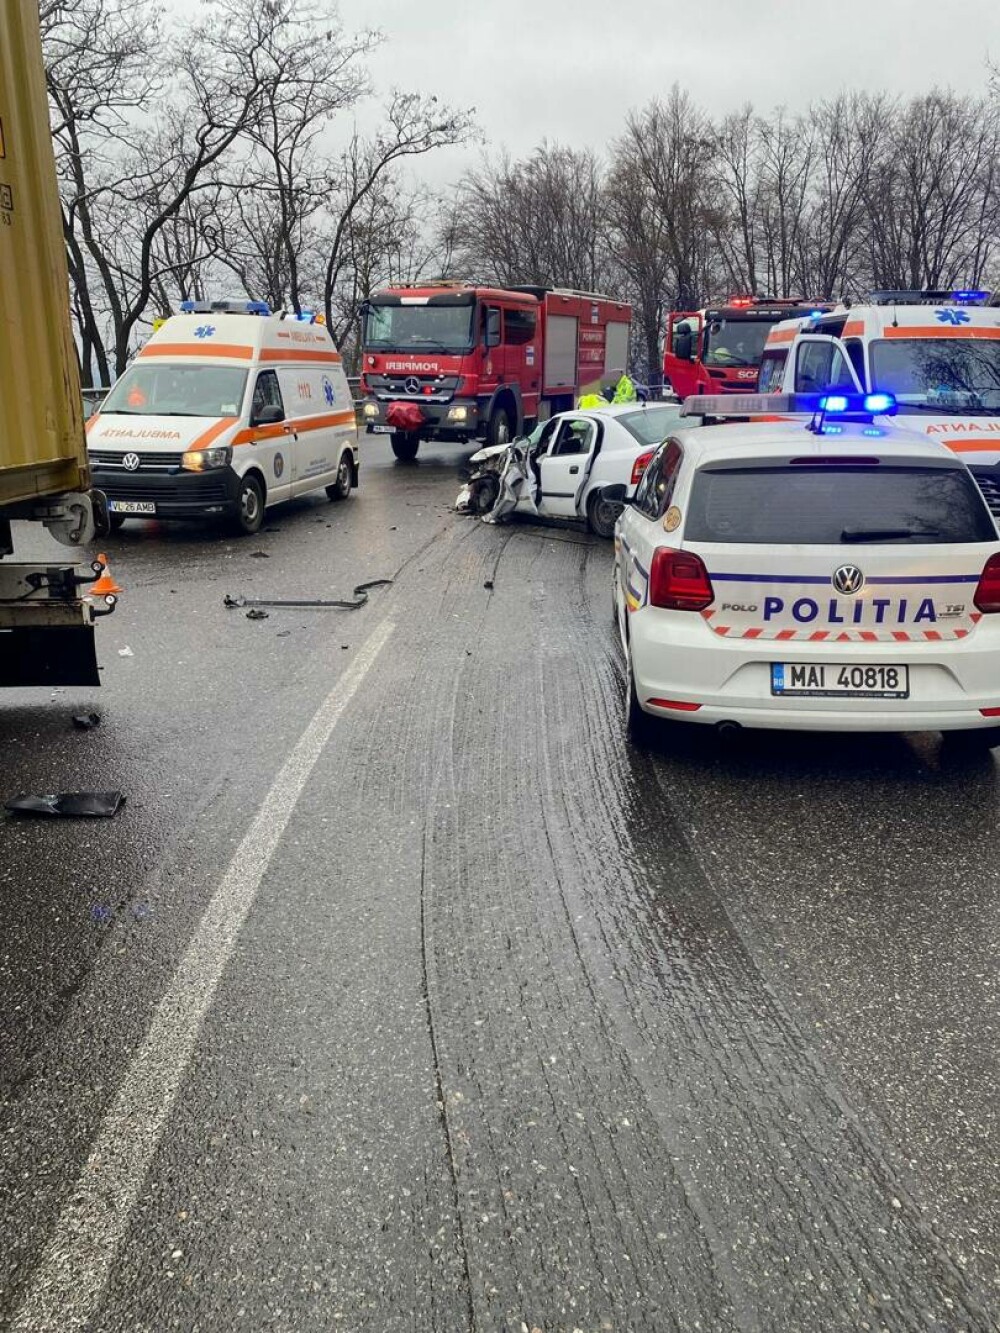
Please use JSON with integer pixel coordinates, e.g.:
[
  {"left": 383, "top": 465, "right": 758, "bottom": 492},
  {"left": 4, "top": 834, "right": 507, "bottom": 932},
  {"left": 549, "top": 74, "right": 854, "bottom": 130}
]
[{"left": 5, "top": 791, "right": 125, "bottom": 818}]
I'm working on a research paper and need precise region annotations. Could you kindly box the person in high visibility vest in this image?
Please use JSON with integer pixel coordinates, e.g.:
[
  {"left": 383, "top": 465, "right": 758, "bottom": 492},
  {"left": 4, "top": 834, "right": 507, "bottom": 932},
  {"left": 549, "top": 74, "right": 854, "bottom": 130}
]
[{"left": 610, "top": 372, "right": 637, "bottom": 404}]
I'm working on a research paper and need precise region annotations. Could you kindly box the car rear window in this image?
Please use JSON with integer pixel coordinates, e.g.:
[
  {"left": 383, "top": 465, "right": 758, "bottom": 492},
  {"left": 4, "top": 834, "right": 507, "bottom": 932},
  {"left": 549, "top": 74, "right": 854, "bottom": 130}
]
[
  {"left": 617, "top": 406, "right": 685, "bottom": 445},
  {"left": 686, "top": 465, "right": 997, "bottom": 545}
]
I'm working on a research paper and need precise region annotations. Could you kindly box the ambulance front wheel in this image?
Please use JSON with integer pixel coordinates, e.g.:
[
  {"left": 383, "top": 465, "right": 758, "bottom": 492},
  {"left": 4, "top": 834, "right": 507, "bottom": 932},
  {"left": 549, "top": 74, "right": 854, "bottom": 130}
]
[
  {"left": 233, "top": 473, "right": 265, "bottom": 536},
  {"left": 390, "top": 433, "right": 420, "bottom": 462},
  {"left": 326, "top": 450, "right": 354, "bottom": 501}
]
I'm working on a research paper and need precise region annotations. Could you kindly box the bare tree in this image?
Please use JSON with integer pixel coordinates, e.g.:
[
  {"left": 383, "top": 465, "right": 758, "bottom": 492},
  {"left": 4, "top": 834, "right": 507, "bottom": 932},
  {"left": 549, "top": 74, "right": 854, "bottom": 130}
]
[
  {"left": 321, "top": 92, "right": 474, "bottom": 330},
  {"left": 450, "top": 143, "right": 609, "bottom": 291}
]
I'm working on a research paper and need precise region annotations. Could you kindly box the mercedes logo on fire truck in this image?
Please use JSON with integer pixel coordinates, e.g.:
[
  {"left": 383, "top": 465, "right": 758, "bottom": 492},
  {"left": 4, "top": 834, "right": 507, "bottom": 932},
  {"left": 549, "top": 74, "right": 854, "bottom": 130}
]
[
  {"left": 832, "top": 564, "right": 865, "bottom": 595},
  {"left": 122, "top": 452, "right": 141, "bottom": 472},
  {"left": 404, "top": 377, "right": 421, "bottom": 395}
]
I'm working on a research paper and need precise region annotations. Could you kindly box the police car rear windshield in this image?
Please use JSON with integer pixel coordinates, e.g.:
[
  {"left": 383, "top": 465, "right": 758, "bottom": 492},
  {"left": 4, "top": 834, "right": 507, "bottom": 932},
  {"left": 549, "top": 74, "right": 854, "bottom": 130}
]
[
  {"left": 686, "top": 466, "right": 996, "bottom": 545},
  {"left": 617, "top": 404, "right": 686, "bottom": 444}
]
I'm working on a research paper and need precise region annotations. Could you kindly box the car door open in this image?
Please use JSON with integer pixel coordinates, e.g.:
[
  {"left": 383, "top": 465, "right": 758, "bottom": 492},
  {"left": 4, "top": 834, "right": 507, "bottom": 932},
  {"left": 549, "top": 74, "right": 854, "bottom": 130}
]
[{"left": 539, "top": 418, "right": 598, "bottom": 517}]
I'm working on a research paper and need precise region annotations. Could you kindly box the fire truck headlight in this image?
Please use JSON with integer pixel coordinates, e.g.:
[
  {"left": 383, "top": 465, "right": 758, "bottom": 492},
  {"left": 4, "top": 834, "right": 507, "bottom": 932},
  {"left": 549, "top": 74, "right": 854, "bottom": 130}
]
[
  {"left": 363, "top": 402, "right": 379, "bottom": 418},
  {"left": 447, "top": 405, "right": 469, "bottom": 422}
]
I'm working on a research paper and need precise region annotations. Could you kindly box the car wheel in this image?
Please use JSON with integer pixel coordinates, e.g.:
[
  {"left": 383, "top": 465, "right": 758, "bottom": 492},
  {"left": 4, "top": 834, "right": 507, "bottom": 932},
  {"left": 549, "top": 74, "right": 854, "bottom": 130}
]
[
  {"left": 468, "top": 472, "right": 501, "bottom": 514},
  {"left": 625, "top": 632, "right": 656, "bottom": 746},
  {"left": 390, "top": 433, "right": 420, "bottom": 462},
  {"left": 942, "top": 726, "right": 1000, "bottom": 755},
  {"left": 487, "top": 408, "right": 512, "bottom": 448},
  {"left": 232, "top": 473, "right": 265, "bottom": 536},
  {"left": 108, "top": 513, "right": 127, "bottom": 533},
  {"left": 588, "top": 490, "right": 622, "bottom": 540},
  {"left": 326, "top": 450, "right": 353, "bottom": 501}
]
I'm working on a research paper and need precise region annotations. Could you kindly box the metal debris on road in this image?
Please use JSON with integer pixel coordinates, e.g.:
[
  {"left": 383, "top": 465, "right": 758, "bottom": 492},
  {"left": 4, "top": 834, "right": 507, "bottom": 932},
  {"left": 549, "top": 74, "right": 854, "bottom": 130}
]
[
  {"left": 71, "top": 712, "right": 101, "bottom": 731},
  {"left": 245, "top": 608, "right": 269, "bottom": 621},
  {"left": 118, "top": 646, "right": 134, "bottom": 657},
  {"left": 249, "top": 551, "right": 270, "bottom": 559},
  {"left": 223, "top": 579, "right": 392, "bottom": 612},
  {"left": 5, "top": 791, "right": 125, "bottom": 818}
]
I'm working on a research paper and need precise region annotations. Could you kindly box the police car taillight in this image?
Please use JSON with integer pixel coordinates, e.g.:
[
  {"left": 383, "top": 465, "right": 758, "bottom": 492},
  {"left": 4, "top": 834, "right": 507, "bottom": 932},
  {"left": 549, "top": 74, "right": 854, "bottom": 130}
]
[
  {"left": 631, "top": 450, "right": 655, "bottom": 485},
  {"left": 974, "top": 553, "right": 1000, "bottom": 613},
  {"left": 649, "top": 549, "right": 714, "bottom": 611}
]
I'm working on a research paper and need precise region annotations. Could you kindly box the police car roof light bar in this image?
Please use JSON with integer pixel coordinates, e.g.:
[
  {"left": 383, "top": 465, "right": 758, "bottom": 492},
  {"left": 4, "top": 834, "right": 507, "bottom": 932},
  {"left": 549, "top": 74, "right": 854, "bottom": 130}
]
[{"left": 679, "top": 392, "right": 897, "bottom": 425}]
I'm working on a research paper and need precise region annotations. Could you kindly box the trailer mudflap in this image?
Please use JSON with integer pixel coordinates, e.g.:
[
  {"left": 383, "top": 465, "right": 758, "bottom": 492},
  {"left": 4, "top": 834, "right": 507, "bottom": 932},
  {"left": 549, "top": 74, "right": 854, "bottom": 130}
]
[{"left": 0, "top": 625, "right": 100, "bottom": 687}]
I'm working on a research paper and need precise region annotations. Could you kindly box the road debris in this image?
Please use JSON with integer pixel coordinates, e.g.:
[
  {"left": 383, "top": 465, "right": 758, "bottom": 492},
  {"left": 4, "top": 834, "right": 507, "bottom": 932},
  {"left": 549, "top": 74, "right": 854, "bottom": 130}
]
[
  {"left": 245, "top": 608, "right": 269, "bottom": 621},
  {"left": 224, "top": 579, "right": 392, "bottom": 612},
  {"left": 118, "top": 646, "right": 134, "bottom": 657},
  {"left": 71, "top": 712, "right": 101, "bottom": 731},
  {"left": 5, "top": 791, "right": 125, "bottom": 818},
  {"left": 249, "top": 551, "right": 270, "bottom": 559}
]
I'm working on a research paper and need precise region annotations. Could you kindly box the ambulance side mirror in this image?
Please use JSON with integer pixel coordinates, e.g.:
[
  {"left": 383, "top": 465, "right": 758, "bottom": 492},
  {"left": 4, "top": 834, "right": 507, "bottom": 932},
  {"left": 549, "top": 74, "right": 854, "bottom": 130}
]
[{"left": 254, "top": 404, "right": 284, "bottom": 426}]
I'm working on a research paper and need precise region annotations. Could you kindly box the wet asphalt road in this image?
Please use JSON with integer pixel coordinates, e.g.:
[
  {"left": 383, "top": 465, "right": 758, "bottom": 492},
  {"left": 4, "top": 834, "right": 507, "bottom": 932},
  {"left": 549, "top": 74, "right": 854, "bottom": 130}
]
[{"left": 0, "top": 436, "right": 998, "bottom": 1332}]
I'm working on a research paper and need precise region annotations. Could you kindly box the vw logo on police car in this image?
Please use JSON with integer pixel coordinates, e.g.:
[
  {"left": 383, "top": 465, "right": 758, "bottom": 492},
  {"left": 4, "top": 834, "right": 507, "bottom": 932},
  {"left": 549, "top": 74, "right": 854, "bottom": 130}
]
[
  {"left": 122, "top": 452, "right": 141, "bottom": 472},
  {"left": 832, "top": 564, "right": 865, "bottom": 595},
  {"left": 404, "top": 377, "right": 421, "bottom": 395}
]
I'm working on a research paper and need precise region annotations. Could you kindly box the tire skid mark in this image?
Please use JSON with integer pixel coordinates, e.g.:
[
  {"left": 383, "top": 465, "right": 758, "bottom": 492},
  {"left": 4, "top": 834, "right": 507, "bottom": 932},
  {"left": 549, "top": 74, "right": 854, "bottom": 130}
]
[{"left": 523, "top": 537, "right": 996, "bottom": 1330}]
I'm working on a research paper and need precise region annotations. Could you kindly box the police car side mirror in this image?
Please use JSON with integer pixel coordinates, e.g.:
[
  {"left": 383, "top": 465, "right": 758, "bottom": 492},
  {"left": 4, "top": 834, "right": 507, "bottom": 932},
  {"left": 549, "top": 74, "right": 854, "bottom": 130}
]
[
  {"left": 599, "top": 483, "right": 628, "bottom": 505},
  {"left": 254, "top": 404, "right": 284, "bottom": 426}
]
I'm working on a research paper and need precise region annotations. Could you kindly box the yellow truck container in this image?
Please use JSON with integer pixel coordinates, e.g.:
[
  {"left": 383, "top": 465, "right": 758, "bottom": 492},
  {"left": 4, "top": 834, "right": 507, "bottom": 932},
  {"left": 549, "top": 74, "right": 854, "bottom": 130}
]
[{"left": 0, "top": 0, "right": 115, "bottom": 687}]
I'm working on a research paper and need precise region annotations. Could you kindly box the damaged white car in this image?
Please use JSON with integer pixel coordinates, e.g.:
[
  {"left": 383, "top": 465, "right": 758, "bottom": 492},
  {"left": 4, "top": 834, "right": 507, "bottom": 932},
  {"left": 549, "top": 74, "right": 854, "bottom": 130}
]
[{"left": 455, "top": 402, "right": 687, "bottom": 538}]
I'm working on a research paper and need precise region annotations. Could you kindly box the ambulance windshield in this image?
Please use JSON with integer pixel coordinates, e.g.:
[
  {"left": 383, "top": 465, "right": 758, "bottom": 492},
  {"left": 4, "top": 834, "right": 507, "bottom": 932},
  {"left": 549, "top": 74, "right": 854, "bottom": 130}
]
[
  {"left": 364, "top": 302, "right": 475, "bottom": 352},
  {"left": 703, "top": 319, "right": 773, "bottom": 367},
  {"left": 102, "top": 365, "right": 249, "bottom": 417},
  {"left": 870, "top": 339, "right": 1000, "bottom": 412}
]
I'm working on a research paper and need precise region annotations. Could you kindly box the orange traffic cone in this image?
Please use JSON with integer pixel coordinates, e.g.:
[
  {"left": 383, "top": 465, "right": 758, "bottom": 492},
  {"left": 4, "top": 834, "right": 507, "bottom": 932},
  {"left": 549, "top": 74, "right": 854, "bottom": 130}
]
[{"left": 90, "top": 554, "right": 124, "bottom": 598}]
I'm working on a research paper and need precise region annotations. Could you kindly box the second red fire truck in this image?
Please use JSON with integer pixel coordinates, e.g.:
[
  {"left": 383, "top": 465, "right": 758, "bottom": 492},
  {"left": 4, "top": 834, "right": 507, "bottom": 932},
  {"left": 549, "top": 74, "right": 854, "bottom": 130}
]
[
  {"left": 360, "top": 282, "right": 632, "bottom": 459},
  {"left": 663, "top": 295, "right": 833, "bottom": 398}
]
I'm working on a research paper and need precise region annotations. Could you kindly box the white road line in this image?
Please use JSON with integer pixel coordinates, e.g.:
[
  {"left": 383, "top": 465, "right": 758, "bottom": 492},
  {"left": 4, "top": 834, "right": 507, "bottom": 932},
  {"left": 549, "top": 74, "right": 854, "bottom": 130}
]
[{"left": 11, "top": 618, "right": 395, "bottom": 1332}]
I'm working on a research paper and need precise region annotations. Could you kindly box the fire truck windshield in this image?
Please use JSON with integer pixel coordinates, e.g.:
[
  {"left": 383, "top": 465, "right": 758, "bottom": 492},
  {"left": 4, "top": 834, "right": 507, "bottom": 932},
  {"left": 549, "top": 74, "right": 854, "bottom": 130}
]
[
  {"left": 364, "top": 302, "right": 475, "bottom": 353},
  {"left": 703, "top": 318, "right": 774, "bottom": 368},
  {"left": 870, "top": 339, "right": 1000, "bottom": 412}
]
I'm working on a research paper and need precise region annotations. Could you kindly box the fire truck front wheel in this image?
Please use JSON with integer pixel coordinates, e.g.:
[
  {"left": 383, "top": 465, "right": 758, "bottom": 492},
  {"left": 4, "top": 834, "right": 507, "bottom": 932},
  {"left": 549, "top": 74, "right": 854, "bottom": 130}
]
[
  {"left": 390, "top": 433, "right": 420, "bottom": 462},
  {"left": 487, "top": 407, "right": 513, "bottom": 448}
]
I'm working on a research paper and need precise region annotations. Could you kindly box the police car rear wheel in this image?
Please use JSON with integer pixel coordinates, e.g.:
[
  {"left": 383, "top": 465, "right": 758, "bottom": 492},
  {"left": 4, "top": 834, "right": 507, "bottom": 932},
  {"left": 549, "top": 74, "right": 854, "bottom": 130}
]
[
  {"left": 625, "top": 635, "right": 656, "bottom": 746},
  {"left": 326, "top": 452, "right": 353, "bottom": 501},
  {"left": 942, "top": 726, "right": 1000, "bottom": 755},
  {"left": 233, "top": 474, "right": 265, "bottom": 536}
]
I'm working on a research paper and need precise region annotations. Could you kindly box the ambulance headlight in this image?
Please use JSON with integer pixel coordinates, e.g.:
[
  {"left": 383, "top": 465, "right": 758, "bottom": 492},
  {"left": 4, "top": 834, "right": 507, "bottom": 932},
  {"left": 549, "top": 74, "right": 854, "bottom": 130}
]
[
  {"left": 447, "top": 405, "right": 469, "bottom": 422},
  {"left": 363, "top": 402, "right": 379, "bottom": 418},
  {"left": 182, "top": 445, "right": 232, "bottom": 472}
]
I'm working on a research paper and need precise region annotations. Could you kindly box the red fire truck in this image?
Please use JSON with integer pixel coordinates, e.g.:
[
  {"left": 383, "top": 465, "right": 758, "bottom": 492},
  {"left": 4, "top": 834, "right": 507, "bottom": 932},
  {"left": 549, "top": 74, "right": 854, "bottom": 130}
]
[
  {"left": 663, "top": 296, "right": 833, "bottom": 397},
  {"left": 359, "top": 282, "right": 632, "bottom": 459}
]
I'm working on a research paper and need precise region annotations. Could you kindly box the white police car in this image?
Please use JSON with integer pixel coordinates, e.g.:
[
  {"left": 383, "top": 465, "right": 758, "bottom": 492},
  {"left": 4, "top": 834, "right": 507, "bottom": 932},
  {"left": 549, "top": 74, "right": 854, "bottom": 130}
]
[{"left": 610, "top": 393, "right": 1000, "bottom": 744}]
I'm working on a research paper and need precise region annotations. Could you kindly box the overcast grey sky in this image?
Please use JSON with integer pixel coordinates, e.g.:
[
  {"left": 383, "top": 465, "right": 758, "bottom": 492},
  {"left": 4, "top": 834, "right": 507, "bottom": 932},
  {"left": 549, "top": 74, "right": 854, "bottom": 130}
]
[{"left": 333, "top": 0, "right": 1000, "bottom": 184}]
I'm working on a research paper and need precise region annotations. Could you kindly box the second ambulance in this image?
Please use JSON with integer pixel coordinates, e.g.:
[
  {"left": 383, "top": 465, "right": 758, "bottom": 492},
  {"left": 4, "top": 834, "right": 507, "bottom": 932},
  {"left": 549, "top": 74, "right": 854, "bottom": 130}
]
[
  {"left": 757, "top": 289, "right": 1000, "bottom": 518},
  {"left": 87, "top": 301, "right": 359, "bottom": 535}
]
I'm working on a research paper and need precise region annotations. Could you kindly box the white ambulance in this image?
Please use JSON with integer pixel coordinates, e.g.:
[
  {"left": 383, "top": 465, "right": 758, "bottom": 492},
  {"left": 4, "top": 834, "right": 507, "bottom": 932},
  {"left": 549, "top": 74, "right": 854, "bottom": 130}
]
[
  {"left": 86, "top": 300, "right": 359, "bottom": 535},
  {"left": 757, "top": 289, "right": 1000, "bottom": 519}
]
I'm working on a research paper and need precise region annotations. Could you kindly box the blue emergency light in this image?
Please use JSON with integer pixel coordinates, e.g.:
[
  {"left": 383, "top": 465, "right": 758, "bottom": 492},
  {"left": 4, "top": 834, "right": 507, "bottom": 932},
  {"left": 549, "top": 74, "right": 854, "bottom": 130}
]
[{"left": 179, "top": 298, "right": 271, "bottom": 316}]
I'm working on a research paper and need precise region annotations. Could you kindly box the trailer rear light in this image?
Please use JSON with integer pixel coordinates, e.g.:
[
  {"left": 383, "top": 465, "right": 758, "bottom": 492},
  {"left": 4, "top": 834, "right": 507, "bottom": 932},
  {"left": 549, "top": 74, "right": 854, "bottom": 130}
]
[
  {"left": 974, "top": 552, "right": 1000, "bottom": 612},
  {"left": 647, "top": 698, "right": 703, "bottom": 712},
  {"left": 631, "top": 450, "right": 655, "bottom": 485},
  {"left": 648, "top": 548, "right": 714, "bottom": 611}
]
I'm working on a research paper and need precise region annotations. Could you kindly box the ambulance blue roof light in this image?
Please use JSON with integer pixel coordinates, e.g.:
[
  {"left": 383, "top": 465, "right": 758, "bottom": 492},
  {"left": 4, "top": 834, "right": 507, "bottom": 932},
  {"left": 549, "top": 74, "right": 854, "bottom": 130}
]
[{"left": 178, "top": 299, "right": 270, "bottom": 315}]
